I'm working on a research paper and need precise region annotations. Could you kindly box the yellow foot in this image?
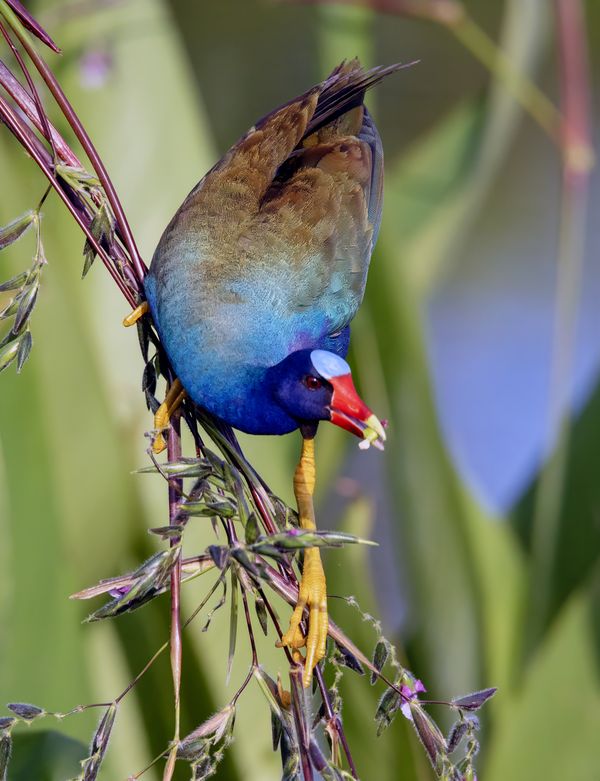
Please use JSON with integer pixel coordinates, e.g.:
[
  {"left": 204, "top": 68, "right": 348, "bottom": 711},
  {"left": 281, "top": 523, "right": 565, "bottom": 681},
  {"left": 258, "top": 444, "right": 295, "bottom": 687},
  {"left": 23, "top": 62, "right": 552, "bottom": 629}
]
[
  {"left": 277, "top": 548, "right": 328, "bottom": 687},
  {"left": 152, "top": 378, "right": 186, "bottom": 454},
  {"left": 122, "top": 301, "right": 149, "bottom": 327}
]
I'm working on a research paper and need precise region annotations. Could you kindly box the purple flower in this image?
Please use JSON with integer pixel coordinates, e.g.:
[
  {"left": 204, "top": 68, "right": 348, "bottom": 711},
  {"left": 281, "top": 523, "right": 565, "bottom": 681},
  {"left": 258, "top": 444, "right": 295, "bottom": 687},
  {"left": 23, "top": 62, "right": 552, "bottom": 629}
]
[{"left": 399, "top": 678, "right": 427, "bottom": 720}]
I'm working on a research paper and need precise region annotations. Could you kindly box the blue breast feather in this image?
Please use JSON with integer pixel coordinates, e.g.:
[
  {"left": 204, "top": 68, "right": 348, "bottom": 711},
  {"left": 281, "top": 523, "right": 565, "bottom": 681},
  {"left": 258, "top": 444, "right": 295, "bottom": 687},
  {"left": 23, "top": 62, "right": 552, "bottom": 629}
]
[
  {"left": 144, "top": 262, "right": 351, "bottom": 433},
  {"left": 144, "top": 62, "right": 390, "bottom": 434}
]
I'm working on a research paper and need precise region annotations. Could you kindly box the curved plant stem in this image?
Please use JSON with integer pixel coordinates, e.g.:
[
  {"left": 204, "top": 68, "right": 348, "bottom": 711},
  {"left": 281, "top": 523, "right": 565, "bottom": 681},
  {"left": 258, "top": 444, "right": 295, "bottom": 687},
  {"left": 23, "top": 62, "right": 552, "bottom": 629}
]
[
  {"left": 0, "top": 58, "right": 79, "bottom": 164},
  {"left": 314, "top": 665, "right": 358, "bottom": 778},
  {"left": 529, "top": 0, "right": 593, "bottom": 651},
  {"left": 0, "top": 89, "right": 135, "bottom": 304},
  {"left": 289, "top": 667, "right": 314, "bottom": 781},
  {"left": 0, "top": 21, "right": 56, "bottom": 159},
  {"left": 0, "top": 0, "right": 147, "bottom": 285}
]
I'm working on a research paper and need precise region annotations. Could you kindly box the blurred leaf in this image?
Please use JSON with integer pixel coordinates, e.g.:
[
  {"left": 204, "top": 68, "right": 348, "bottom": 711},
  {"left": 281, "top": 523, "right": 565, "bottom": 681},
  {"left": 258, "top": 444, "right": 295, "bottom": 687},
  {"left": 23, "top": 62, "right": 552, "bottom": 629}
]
[
  {"left": 383, "top": 0, "right": 551, "bottom": 298},
  {"left": 484, "top": 594, "right": 600, "bottom": 781},
  {"left": 461, "top": 498, "right": 526, "bottom": 696},
  {"left": 366, "top": 242, "right": 483, "bottom": 695},
  {"left": 9, "top": 731, "right": 87, "bottom": 781},
  {"left": 514, "top": 379, "right": 600, "bottom": 655}
]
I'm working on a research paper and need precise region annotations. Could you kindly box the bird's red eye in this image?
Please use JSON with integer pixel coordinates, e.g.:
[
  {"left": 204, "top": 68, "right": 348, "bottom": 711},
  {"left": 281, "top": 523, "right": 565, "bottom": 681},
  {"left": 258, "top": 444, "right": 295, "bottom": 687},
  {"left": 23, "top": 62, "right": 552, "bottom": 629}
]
[{"left": 305, "top": 375, "right": 322, "bottom": 391}]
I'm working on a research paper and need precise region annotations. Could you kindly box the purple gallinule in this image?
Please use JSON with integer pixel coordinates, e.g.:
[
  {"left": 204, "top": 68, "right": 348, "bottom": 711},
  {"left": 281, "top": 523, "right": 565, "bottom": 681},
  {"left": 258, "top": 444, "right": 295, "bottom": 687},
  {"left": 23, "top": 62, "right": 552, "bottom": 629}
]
[{"left": 127, "top": 59, "right": 402, "bottom": 685}]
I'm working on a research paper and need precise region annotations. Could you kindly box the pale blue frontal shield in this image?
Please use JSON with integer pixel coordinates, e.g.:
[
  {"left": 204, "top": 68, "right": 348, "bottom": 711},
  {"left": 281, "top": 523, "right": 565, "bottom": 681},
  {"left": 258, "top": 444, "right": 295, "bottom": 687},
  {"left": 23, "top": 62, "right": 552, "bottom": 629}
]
[{"left": 310, "top": 350, "right": 351, "bottom": 380}]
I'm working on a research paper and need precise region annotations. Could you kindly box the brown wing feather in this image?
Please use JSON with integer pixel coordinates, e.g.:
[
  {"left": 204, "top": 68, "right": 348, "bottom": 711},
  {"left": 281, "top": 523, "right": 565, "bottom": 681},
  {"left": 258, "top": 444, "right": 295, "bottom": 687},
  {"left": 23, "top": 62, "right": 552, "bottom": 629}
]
[
  {"left": 170, "top": 60, "right": 405, "bottom": 226},
  {"left": 152, "top": 59, "right": 403, "bottom": 330}
]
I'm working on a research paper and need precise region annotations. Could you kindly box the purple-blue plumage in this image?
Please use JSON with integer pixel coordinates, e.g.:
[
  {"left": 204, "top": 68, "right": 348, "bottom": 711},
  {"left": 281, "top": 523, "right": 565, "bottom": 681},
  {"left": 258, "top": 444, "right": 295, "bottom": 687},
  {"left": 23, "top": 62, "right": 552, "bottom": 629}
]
[{"left": 145, "top": 60, "right": 404, "bottom": 434}]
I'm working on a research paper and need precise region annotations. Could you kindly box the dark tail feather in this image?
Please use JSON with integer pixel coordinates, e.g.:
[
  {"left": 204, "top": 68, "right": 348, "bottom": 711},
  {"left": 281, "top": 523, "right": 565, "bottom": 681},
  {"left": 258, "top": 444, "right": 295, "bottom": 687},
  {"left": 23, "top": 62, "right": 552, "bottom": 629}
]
[{"left": 305, "top": 60, "right": 415, "bottom": 137}]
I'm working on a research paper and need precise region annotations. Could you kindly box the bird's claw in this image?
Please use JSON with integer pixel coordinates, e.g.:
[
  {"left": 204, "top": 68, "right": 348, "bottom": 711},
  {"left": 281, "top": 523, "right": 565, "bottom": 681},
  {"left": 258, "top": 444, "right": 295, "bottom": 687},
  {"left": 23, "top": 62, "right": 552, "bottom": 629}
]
[
  {"left": 277, "top": 548, "right": 328, "bottom": 687},
  {"left": 122, "top": 301, "right": 149, "bottom": 327},
  {"left": 122, "top": 303, "right": 186, "bottom": 455},
  {"left": 149, "top": 379, "right": 186, "bottom": 455}
]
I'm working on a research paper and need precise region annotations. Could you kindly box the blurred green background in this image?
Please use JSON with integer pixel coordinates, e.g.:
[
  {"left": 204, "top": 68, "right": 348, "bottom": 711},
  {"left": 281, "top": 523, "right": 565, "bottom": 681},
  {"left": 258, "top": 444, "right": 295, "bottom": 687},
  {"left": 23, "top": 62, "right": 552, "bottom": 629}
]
[{"left": 1, "top": 0, "right": 600, "bottom": 778}]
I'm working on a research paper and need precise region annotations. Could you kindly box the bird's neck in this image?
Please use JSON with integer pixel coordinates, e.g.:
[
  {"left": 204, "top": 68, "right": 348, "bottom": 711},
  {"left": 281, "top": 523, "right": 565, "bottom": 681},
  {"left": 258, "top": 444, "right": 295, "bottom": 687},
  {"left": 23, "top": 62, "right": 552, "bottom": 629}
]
[{"left": 198, "top": 362, "right": 298, "bottom": 437}]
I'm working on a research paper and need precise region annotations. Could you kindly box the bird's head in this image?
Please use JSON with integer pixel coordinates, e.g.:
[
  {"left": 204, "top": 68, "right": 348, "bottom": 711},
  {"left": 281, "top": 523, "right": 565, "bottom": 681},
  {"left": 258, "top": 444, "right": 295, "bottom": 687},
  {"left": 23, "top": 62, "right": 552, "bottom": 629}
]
[{"left": 268, "top": 349, "right": 386, "bottom": 448}]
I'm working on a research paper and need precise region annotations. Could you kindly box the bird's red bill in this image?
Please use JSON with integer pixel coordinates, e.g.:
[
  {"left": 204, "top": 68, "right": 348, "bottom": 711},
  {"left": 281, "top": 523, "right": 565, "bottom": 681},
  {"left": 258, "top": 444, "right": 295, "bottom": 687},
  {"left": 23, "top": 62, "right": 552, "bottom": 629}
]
[{"left": 329, "top": 374, "right": 386, "bottom": 449}]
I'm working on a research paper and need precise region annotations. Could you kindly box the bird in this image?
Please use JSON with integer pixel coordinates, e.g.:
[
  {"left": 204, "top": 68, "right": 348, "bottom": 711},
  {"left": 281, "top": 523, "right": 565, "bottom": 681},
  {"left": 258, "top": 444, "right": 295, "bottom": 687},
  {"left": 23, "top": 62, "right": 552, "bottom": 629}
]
[{"left": 127, "top": 59, "right": 403, "bottom": 686}]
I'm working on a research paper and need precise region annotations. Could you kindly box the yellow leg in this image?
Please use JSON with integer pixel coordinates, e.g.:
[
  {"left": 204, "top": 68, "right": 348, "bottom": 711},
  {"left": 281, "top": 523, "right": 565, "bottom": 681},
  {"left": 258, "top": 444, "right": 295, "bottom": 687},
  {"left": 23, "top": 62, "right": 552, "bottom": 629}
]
[
  {"left": 277, "top": 437, "right": 328, "bottom": 687},
  {"left": 152, "top": 379, "right": 186, "bottom": 454},
  {"left": 122, "top": 301, "right": 149, "bottom": 327}
]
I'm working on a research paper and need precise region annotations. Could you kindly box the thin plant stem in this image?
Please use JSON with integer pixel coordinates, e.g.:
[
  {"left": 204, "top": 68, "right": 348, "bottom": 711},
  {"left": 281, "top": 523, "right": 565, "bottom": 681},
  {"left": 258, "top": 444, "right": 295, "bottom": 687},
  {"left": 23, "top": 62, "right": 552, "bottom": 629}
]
[
  {"left": 163, "top": 407, "right": 184, "bottom": 781},
  {"left": 289, "top": 667, "right": 314, "bottom": 781},
  {"left": 0, "top": 88, "right": 136, "bottom": 304},
  {"left": 529, "top": 0, "right": 593, "bottom": 650},
  {"left": 0, "top": 57, "right": 79, "bottom": 164},
  {"left": 240, "top": 587, "right": 259, "bottom": 665},
  {"left": 3, "top": 0, "right": 60, "bottom": 52},
  {"left": 0, "top": 20, "right": 57, "bottom": 159},
  {"left": 314, "top": 665, "right": 358, "bottom": 778},
  {"left": 117, "top": 574, "right": 232, "bottom": 709},
  {"left": 0, "top": 0, "right": 147, "bottom": 285},
  {"left": 231, "top": 665, "right": 256, "bottom": 706},
  {"left": 116, "top": 642, "right": 169, "bottom": 706}
]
